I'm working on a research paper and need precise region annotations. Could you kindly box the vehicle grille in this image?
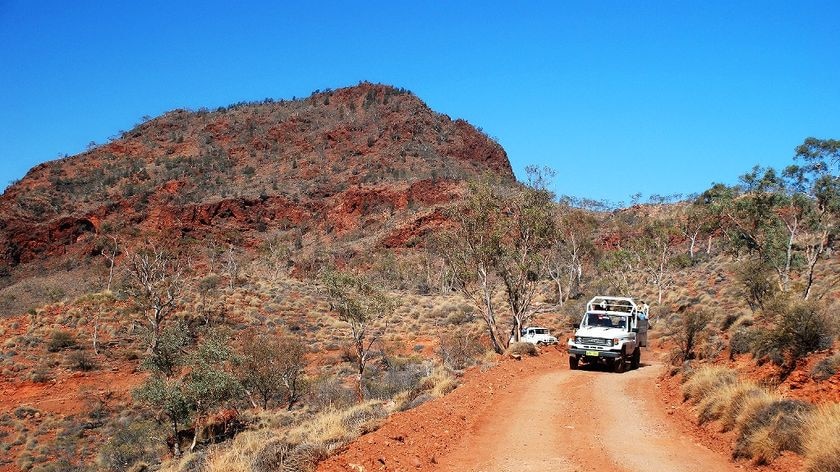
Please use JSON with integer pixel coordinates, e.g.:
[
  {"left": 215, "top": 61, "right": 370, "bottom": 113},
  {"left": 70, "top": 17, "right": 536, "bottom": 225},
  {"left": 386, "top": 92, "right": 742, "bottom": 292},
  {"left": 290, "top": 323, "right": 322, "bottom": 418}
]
[{"left": 578, "top": 337, "right": 611, "bottom": 346}]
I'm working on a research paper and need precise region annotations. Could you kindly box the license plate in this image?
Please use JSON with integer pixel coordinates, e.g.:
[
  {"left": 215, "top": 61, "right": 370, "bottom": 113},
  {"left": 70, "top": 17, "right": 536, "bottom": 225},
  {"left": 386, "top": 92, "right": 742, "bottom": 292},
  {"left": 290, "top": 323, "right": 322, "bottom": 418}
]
[{"left": 585, "top": 351, "right": 600, "bottom": 357}]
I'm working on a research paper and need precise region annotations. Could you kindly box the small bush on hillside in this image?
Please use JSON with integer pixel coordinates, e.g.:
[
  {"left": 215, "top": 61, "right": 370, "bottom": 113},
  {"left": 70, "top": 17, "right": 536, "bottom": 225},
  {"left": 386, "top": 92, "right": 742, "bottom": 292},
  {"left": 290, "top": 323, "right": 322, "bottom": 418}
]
[
  {"left": 682, "top": 366, "right": 738, "bottom": 403},
  {"left": 97, "top": 420, "right": 163, "bottom": 471},
  {"left": 67, "top": 351, "right": 96, "bottom": 371},
  {"left": 811, "top": 354, "right": 840, "bottom": 381},
  {"left": 757, "top": 301, "right": 833, "bottom": 370},
  {"left": 506, "top": 342, "right": 538, "bottom": 357},
  {"left": 251, "top": 440, "right": 321, "bottom": 472},
  {"left": 729, "top": 327, "right": 758, "bottom": 359},
  {"left": 47, "top": 331, "right": 77, "bottom": 352},
  {"left": 802, "top": 403, "right": 840, "bottom": 472},
  {"left": 308, "top": 377, "right": 355, "bottom": 410},
  {"left": 735, "top": 260, "right": 777, "bottom": 312},
  {"left": 438, "top": 332, "right": 484, "bottom": 370},
  {"left": 29, "top": 367, "right": 52, "bottom": 383},
  {"left": 668, "top": 308, "right": 713, "bottom": 364},
  {"left": 364, "top": 360, "right": 426, "bottom": 401},
  {"left": 733, "top": 399, "right": 814, "bottom": 464}
]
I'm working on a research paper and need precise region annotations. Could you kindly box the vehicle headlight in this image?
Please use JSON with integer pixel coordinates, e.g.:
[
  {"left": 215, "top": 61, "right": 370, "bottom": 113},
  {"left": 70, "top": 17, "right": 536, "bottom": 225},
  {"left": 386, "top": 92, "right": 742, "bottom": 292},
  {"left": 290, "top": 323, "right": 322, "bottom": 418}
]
[{"left": 574, "top": 337, "right": 581, "bottom": 344}]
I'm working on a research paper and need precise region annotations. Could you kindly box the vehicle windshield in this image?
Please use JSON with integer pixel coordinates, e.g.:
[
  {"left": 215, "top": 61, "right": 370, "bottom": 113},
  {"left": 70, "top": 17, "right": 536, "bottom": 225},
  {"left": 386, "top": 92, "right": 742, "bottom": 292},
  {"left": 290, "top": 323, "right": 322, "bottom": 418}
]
[{"left": 583, "top": 313, "right": 628, "bottom": 329}]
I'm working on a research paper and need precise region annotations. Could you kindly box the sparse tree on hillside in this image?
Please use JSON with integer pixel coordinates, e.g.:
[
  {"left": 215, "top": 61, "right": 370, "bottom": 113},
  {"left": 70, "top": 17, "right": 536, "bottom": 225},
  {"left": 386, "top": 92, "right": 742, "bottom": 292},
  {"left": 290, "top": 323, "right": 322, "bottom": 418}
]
[
  {"left": 548, "top": 205, "right": 596, "bottom": 305},
  {"left": 441, "top": 177, "right": 507, "bottom": 353},
  {"left": 793, "top": 137, "right": 840, "bottom": 299},
  {"left": 239, "top": 332, "right": 308, "bottom": 410},
  {"left": 495, "top": 166, "right": 556, "bottom": 341},
  {"left": 100, "top": 235, "right": 119, "bottom": 293},
  {"left": 224, "top": 244, "right": 239, "bottom": 290},
  {"left": 183, "top": 329, "right": 241, "bottom": 452},
  {"left": 668, "top": 308, "right": 712, "bottom": 364},
  {"left": 717, "top": 161, "right": 838, "bottom": 299},
  {"left": 677, "top": 204, "right": 706, "bottom": 259},
  {"left": 598, "top": 249, "right": 637, "bottom": 295},
  {"left": 322, "top": 270, "right": 393, "bottom": 401},
  {"left": 126, "top": 244, "right": 183, "bottom": 353},
  {"left": 133, "top": 376, "right": 190, "bottom": 457},
  {"left": 633, "top": 219, "right": 680, "bottom": 305}
]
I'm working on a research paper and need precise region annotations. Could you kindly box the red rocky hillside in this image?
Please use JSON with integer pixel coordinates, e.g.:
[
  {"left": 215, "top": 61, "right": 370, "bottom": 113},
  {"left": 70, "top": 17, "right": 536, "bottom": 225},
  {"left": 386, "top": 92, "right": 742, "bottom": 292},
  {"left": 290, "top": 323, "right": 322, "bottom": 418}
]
[{"left": 0, "top": 83, "right": 513, "bottom": 314}]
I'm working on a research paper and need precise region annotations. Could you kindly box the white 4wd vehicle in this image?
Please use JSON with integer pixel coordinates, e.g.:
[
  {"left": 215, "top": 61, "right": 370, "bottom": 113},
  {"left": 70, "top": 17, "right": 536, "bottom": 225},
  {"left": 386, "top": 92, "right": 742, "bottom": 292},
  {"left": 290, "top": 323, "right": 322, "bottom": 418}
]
[
  {"left": 513, "top": 326, "right": 558, "bottom": 345},
  {"left": 568, "top": 296, "right": 649, "bottom": 373}
]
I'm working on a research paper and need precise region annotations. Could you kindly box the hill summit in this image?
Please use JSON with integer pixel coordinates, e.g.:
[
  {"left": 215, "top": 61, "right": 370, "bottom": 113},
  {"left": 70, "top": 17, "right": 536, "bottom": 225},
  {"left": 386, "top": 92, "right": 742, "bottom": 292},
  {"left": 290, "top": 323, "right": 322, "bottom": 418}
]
[{"left": 0, "top": 82, "right": 513, "bottom": 312}]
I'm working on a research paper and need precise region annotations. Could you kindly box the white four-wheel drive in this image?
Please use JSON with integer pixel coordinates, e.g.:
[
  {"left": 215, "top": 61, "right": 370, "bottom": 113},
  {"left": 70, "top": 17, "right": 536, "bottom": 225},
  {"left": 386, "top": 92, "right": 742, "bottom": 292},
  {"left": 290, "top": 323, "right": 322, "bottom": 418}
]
[
  {"left": 513, "top": 326, "right": 558, "bottom": 345},
  {"left": 567, "top": 296, "right": 649, "bottom": 373}
]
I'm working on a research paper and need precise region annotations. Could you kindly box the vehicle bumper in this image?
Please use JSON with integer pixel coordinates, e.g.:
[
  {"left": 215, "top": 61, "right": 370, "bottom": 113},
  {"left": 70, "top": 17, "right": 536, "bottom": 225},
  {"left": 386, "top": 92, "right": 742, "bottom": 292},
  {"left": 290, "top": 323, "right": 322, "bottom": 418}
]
[{"left": 569, "top": 348, "right": 623, "bottom": 358}]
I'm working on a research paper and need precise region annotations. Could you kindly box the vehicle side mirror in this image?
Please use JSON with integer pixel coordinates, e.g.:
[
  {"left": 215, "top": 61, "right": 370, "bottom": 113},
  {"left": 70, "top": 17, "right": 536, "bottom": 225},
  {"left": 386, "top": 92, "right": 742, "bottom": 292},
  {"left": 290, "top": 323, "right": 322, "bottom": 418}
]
[{"left": 573, "top": 323, "right": 580, "bottom": 329}]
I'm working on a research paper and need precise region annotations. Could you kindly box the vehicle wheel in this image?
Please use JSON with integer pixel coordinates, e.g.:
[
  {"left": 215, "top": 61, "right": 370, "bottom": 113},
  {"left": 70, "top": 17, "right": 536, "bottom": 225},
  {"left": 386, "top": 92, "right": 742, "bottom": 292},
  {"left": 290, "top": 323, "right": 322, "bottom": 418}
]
[
  {"left": 631, "top": 348, "right": 641, "bottom": 370},
  {"left": 569, "top": 356, "right": 579, "bottom": 370},
  {"left": 614, "top": 350, "right": 626, "bottom": 373}
]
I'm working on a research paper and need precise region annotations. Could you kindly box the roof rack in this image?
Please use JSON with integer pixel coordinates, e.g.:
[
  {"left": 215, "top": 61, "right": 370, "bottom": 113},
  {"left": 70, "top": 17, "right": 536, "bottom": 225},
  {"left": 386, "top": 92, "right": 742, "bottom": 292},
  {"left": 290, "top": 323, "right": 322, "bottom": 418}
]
[{"left": 585, "top": 296, "right": 650, "bottom": 317}]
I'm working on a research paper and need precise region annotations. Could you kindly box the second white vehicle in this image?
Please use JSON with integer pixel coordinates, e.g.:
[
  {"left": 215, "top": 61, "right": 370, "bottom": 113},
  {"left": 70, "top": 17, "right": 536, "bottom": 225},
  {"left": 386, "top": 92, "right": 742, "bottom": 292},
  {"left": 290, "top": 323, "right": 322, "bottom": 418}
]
[{"left": 514, "top": 326, "right": 558, "bottom": 345}]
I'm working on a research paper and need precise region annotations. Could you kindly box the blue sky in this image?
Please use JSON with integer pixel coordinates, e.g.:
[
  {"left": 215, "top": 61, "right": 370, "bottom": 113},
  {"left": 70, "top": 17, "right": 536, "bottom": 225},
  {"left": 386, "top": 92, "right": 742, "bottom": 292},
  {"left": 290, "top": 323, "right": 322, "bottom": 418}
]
[{"left": 1, "top": 1, "right": 838, "bottom": 203}]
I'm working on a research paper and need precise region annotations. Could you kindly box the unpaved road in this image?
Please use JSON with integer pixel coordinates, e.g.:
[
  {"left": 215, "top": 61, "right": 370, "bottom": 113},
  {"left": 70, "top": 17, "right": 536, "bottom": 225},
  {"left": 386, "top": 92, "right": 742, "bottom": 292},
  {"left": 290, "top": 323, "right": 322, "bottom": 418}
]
[
  {"left": 318, "top": 351, "right": 750, "bottom": 472},
  {"left": 437, "top": 360, "right": 742, "bottom": 472}
]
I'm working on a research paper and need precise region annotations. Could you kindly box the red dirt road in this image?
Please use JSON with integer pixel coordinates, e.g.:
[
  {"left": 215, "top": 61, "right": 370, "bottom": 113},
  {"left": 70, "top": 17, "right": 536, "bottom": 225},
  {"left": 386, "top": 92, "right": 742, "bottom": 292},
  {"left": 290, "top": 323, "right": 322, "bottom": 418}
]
[{"left": 319, "top": 349, "right": 756, "bottom": 472}]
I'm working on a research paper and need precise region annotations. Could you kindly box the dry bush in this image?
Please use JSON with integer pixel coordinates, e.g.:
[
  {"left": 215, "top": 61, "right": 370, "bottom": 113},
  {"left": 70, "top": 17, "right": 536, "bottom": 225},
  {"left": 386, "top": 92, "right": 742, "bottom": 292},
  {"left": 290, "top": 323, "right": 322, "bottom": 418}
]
[
  {"left": 308, "top": 377, "right": 355, "bottom": 410},
  {"left": 46, "top": 330, "right": 76, "bottom": 352},
  {"left": 67, "top": 350, "right": 96, "bottom": 371},
  {"left": 811, "top": 353, "right": 840, "bottom": 381},
  {"left": 728, "top": 327, "right": 758, "bottom": 359},
  {"left": 720, "top": 385, "right": 775, "bottom": 433},
  {"left": 506, "top": 342, "right": 538, "bottom": 357},
  {"left": 200, "top": 402, "right": 386, "bottom": 472},
  {"left": 668, "top": 308, "right": 712, "bottom": 364},
  {"left": 682, "top": 366, "right": 738, "bottom": 403},
  {"left": 733, "top": 399, "right": 814, "bottom": 464},
  {"left": 756, "top": 301, "right": 834, "bottom": 371},
  {"left": 438, "top": 332, "right": 485, "bottom": 370},
  {"left": 802, "top": 402, "right": 840, "bottom": 472},
  {"left": 696, "top": 381, "right": 762, "bottom": 426}
]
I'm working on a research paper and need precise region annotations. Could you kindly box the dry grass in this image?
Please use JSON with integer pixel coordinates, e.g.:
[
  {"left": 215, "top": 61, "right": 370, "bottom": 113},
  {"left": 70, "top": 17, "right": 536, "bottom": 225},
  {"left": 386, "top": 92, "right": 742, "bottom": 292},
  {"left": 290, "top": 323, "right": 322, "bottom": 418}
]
[
  {"left": 188, "top": 402, "right": 387, "bottom": 472},
  {"left": 802, "top": 402, "right": 840, "bottom": 472},
  {"left": 734, "top": 399, "right": 813, "bottom": 464},
  {"left": 682, "top": 366, "right": 834, "bottom": 465},
  {"left": 696, "top": 381, "right": 772, "bottom": 429},
  {"left": 681, "top": 366, "right": 739, "bottom": 403},
  {"left": 506, "top": 342, "right": 538, "bottom": 357}
]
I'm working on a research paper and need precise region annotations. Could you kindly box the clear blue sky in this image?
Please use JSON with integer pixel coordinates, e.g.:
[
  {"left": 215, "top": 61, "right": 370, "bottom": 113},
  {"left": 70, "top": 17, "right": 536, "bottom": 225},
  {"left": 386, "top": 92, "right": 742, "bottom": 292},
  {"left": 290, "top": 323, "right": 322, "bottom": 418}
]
[{"left": 2, "top": 1, "right": 838, "bottom": 203}]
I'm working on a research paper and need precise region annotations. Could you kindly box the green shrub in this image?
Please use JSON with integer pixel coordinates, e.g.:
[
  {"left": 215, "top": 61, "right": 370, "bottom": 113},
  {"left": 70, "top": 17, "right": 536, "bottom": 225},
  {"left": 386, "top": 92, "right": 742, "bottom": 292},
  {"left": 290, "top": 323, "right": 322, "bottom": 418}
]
[
  {"left": 438, "top": 332, "right": 484, "bottom": 370},
  {"left": 97, "top": 421, "right": 162, "bottom": 472},
  {"left": 757, "top": 302, "right": 833, "bottom": 369},
  {"left": 67, "top": 351, "right": 96, "bottom": 371},
  {"left": 729, "top": 327, "right": 758, "bottom": 359},
  {"left": 668, "top": 308, "right": 712, "bottom": 364},
  {"left": 46, "top": 331, "right": 76, "bottom": 352},
  {"left": 811, "top": 353, "right": 840, "bottom": 381}
]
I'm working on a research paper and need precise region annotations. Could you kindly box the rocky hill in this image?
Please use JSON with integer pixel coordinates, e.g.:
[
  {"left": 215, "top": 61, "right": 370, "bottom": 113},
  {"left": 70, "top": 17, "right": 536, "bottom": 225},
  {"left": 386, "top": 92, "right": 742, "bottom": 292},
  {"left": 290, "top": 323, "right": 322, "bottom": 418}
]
[{"left": 0, "top": 83, "right": 513, "bottom": 314}]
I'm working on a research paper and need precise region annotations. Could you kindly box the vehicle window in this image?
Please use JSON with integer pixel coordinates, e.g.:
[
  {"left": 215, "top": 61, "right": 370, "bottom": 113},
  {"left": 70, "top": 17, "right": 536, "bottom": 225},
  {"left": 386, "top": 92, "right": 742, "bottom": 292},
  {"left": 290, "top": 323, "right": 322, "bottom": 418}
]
[{"left": 535, "top": 329, "right": 548, "bottom": 334}]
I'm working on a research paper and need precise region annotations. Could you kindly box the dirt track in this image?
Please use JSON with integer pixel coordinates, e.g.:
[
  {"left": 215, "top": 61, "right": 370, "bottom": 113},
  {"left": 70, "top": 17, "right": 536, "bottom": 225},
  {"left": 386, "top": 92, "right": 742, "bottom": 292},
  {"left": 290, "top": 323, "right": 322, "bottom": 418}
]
[
  {"left": 438, "top": 359, "right": 741, "bottom": 472},
  {"left": 318, "top": 350, "right": 750, "bottom": 472}
]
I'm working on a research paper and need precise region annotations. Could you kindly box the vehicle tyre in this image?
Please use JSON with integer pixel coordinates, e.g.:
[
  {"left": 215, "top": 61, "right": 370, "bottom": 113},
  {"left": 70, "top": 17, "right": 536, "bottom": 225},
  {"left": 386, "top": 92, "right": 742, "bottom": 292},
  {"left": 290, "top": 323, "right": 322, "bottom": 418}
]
[
  {"left": 631, "top": 348, "right": 641, "bottom": 370},
  {"left": 569, "top": 356, "right": 579, "bottom": 370},
  {"left": 614, "top": 349, "right": 626, "bottom": 373}
]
